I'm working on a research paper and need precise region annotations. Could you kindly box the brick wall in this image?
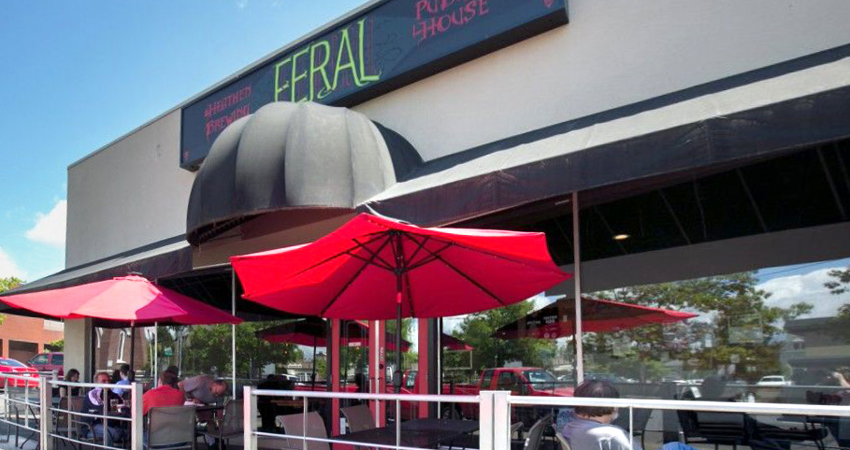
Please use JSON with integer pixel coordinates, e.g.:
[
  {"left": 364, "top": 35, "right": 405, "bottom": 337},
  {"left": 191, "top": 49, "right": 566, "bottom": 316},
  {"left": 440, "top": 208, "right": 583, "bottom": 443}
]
[{"left": 0, "top": 314, "right": 65, "bottom": 363}]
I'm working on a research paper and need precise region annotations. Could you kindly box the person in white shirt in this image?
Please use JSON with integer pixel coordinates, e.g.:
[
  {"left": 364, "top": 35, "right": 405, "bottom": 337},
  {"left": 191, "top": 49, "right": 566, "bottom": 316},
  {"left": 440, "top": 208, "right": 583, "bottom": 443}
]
[{"left": 562, "top": 380, "right": 640, "bottom": 450}]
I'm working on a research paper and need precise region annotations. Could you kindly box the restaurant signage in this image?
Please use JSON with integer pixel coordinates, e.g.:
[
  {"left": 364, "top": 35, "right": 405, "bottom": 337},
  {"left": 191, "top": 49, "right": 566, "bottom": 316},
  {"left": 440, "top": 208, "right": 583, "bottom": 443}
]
[{"left": 180, "top": 0, "right": 568, "bottom": 169}]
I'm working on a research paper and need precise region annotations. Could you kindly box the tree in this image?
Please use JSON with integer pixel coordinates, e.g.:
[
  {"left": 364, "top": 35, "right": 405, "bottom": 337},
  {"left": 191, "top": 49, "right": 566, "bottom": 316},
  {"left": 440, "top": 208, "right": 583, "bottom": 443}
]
[
  {"left": 0, "top": 276, "right": 24, "bottom": 327},
  {"left": 590, "top": 272, "right": 813, "bottom": 382},
  {"left": 448, "top": 301, "right": 558, "bottom": 379},
  {"left": 825, "top": 266, "right": 850, "bottom": 295}
]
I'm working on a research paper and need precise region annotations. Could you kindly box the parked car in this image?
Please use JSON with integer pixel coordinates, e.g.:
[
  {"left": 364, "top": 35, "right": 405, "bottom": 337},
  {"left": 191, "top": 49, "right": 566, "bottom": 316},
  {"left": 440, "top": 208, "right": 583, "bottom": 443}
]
[
  {"left": 756, "top": 375, "right": 793, "bottom": 386},
  {"left": 0, "top": 358, "right": 40, "bottom": 388},
  {"left": 27, "top": 352, "right": 64, "bottom": 377}
]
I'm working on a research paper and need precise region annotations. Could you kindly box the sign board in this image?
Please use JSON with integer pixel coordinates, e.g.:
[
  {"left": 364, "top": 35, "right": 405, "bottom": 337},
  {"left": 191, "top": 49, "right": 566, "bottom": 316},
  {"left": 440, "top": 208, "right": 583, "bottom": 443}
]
[
  {"left": 180, "top": 0, "right": 568, "bottom": 169},
  {"left": 163, "top": 347, "right": 173, "bottom": 357}
]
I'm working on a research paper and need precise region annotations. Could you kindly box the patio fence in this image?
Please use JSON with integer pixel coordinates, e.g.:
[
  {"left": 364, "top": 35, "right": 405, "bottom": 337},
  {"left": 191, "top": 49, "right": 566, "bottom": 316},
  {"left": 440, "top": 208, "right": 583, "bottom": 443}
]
[
  {"left": 0, "top": 373, "right": 142, "bottom": 450},
  {"left": 245, "top": 388, "right": 850, "bottom": 450}
]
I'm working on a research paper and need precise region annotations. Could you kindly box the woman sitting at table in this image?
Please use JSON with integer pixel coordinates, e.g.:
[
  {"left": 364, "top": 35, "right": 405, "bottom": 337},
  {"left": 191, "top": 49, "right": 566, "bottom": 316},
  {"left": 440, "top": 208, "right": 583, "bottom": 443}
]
[
  {"left": 59, "top": 369, "right": 81, "bottom": 397},
  {"left": 82, "top": 371, "right": 126, "bottom": 446}
]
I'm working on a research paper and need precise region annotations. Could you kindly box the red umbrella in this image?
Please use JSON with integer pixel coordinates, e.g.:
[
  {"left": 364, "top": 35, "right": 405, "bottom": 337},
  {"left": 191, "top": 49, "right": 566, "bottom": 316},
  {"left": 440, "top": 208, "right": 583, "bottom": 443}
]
[
  {"left": 257, "top": 319, "right": 412, "bottom": 351},
  {"left": 493, "top": 296, "right": 697, "bottom": 340},
  {"left": 442, "top": 334, "right": 473, "bottom": 351},
  {"left": 0, "top": 275, "right": 242, "bottom": 326},
  {"left": 232, "top": 213, "right": 569, "bottom": 391}
]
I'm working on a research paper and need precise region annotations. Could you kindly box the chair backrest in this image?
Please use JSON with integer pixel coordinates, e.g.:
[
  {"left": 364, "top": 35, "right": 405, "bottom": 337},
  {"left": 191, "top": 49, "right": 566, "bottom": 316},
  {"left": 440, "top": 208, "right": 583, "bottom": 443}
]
[
  {"left": 524, "top": 414, "right": 552, "bottom": 450},
  {"left": 221, "top": 398, "right": 244, "bottom": 435},
  {"left": 278, "top": 412, "right": 329, "bottom": 450},
  {"left": 147, "top": 406, "right": 196, "bottom": 448},
  {"left": 554, "top": 431, "right": 572, "bottom": 450},
  {"left": 341, "top": 405, "right": 375, "bottom": 433}
]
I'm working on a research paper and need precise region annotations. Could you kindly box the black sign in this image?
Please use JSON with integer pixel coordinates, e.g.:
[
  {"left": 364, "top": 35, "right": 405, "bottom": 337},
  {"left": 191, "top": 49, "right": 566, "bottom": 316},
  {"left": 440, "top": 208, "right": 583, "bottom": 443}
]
[{"left": 180, "top": 0, "right": 568, "bottom": 169}]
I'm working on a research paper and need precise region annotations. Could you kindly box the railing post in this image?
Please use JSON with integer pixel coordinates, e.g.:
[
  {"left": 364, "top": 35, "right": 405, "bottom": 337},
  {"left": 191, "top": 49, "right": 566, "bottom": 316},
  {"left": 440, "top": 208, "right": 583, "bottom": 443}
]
[
  {"left": 39, "top": 376, "right": 52, "bottom": 450},
  {"left": 244, "top": 386, "right": 257, "bottom": 450},
  {"left": 479, "top": 392, "right": 494, "bottom": 450},
  {"left": 493, "top": 391, "right": 512, "bottom": 450},
  {"left": 131, "top": 382, "right": 143, "bottom": 450}
]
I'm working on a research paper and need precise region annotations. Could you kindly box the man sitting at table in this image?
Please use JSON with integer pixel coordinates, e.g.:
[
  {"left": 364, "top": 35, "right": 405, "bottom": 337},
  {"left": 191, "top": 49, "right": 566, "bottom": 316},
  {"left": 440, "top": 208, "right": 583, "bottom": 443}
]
[
  {"left": 83, "top": 371, "right": 126, "bottom": 446},
  {"left": 143, "top": 371, "right": 185, "bottom": 415},
  {"left": 179, "top": 375, "right": 228, "bottom": 405}
]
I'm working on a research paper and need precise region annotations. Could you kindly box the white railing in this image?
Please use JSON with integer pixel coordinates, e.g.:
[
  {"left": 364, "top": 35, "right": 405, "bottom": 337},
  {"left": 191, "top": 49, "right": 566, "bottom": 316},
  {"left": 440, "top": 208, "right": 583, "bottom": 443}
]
[
  {"left": 244, "top": 388, "right": 850, "bottom": 450},
  {"left": 245, "top": 387, "right": 485, "bottom": 450},
  {"left": 0, "top": 372, "right": 44, "bottom": 449},
  {"left": 0, "top": 373, "right": 143, "bottom": 450},
  {"left": 46, "top": 379, "right": 143, "bottom": 450}
]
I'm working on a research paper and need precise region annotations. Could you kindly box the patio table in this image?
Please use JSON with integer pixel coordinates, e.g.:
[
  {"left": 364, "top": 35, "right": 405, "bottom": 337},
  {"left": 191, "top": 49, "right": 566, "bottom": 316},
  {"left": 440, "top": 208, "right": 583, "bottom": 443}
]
[{"left": 335, "top": 418, "right": 479, "bottom": 449}]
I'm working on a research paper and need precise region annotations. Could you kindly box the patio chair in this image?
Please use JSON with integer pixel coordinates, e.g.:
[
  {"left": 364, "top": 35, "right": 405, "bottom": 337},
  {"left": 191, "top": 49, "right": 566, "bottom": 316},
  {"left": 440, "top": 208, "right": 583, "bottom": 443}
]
[
  {"left": 340, "top": 405, "right": 375, "bottom": 433},
  {"left": 53, "top": 396, "right": 84, "bottom": 450},
  {"left": 200, "top": 399, "right": 243, "bottom": 450},
  {"left": 145, "top": 406, "right": 196, "bottom": 450},
  {"left": 522, "top": 414, "right": 552, "bottom": 450},
  {"left": 553, "top": 431, "right": 572, "bottom": 450},
  {"left": 6, "top": 386, "right": 40, "bottom": 449},
  {"left": 677, "top": 409, "right": 747, "bottom": 450},
  {"left": 277, "top": 412, "right": 329, "bottom": 450}
]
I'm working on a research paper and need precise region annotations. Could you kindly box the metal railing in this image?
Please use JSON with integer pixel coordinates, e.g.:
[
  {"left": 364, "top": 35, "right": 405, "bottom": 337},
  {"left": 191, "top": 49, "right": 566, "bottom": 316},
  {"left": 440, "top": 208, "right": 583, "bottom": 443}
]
[
  {"left": 0, "top": 372, "right": 44, "bottom": 449},
  {"left": 0, "top": 373, "right": 143, "bottom": 450},
  {"left": 243, "top": 388, "right": 850, "bottom": 450},
  {"left": 245, "top": 387, "right": 484, "bottom": 450}
]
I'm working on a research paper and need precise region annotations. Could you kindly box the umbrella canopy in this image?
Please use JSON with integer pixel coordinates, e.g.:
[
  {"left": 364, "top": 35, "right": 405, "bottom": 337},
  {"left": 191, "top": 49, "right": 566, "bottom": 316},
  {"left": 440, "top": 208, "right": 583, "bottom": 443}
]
[
  {"left": 257, "top": 319, "right": 411, "bottom": 351},
  {"left": 231, "top": 213, "right": 570, "bottom": 319},
  {"left": 0, "top": 275, "right": 242, "bottom": 326},
  {"left": 493, "top": 297, "right": 697, "bottom": 340},
  {"left": 442, "top": 333, "right": 473, "bottom": 351}
]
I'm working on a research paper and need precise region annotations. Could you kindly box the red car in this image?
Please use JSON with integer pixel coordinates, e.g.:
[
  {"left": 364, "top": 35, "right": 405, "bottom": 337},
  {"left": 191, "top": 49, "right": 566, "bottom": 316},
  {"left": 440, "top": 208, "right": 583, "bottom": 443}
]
[
  {"left": 0, "top": 358, "right": 40, "bottom": 388},
  {"left": 26, "top": 352, "right": 64, "bottom": 377}
]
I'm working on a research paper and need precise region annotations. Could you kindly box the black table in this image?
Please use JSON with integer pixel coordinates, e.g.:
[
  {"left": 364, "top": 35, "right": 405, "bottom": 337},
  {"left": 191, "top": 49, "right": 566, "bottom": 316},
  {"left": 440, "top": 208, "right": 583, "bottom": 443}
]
[{"left": 335, "top": 418, "right": 479, "bottom": 449}]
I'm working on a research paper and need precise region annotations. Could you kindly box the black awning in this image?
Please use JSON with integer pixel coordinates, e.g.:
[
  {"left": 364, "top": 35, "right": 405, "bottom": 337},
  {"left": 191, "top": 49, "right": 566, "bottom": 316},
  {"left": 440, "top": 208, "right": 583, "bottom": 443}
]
[
  {"left": 186, "top": 102, "right": 422, "bottom": 246},
  {"left": 1, "top": 235, "right": 192, "bottom": 307},
  {"left": 364, "top": 43, "right": 850, "bottom": 226}
]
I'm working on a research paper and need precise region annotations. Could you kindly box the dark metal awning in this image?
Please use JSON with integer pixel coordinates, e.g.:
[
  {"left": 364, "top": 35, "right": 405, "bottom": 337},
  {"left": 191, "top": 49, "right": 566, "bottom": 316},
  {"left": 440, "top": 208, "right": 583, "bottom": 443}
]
[
  {"left": 0, "top": 236, "right": 192, "bottom": 318},
  {"left": 365, "top": 43, "right": 850, "bottom": 226}
]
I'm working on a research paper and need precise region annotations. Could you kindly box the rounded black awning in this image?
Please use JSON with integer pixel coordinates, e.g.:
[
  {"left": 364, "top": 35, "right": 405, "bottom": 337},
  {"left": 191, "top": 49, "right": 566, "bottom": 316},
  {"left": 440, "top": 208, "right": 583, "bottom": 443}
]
[{"left": 186, "top": 102, "right": 422, "bottom": 246}]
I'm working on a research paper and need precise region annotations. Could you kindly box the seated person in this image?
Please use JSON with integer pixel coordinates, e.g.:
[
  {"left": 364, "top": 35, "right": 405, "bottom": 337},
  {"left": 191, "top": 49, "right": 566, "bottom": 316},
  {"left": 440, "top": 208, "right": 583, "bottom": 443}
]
[
  {"left": 143, "top": 371, "right": 185, "bottom": 415},
  {"left": 178, "top": 375, "right": 228, "bottom": 405},
  {"left": 60, "top": 369, "right": 81, "bottom": 397},
  {"left": 562, "top": 380, "right": 642, "bottom": 450},
  {"left": 112, "top": 364, "right": 133, "bottom": 396},
  {"left": 83, "top": 371, "right": 126, "bottom": 446}
]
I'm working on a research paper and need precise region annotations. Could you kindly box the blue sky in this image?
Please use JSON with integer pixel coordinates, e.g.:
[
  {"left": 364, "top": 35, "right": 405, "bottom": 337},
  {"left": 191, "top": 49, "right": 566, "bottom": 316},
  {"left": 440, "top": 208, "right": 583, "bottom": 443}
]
[{"left": 0, "top": 0, "right": 364, "bottom": 281}]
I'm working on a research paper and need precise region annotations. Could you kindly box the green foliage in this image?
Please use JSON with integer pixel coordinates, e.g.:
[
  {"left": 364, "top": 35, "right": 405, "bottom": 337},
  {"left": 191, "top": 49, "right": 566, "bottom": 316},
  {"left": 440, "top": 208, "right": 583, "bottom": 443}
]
[
  {"left": 450, "top": 301, "right": 558, "bottom": 378},
  {"left": 0, "top": 277, "right": 24, "bottom": 326},
  {"left": 589, "top": 272, "right": 812, "bottom": 382},
  {"left": 158, "top": 323, "right": 303, "bottom": 379},
  {"left": 825, "top": 266, "right": 850, "bottom": 295},
  {"left": 47, "top": 339, "right": 64, "bottom": 351}
]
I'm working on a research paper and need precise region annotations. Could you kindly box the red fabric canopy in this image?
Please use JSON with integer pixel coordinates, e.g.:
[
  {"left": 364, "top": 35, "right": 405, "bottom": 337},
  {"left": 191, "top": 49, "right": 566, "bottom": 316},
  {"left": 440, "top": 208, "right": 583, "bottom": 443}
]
[
  {"left": 0, "top": 275, "right": 242, "bottom": 325},
  {"left": 231, "top": 213, "right": 570, "bottom": 320},
  {"left": 258, "top": 320, "right": 412, "bottom": 351},
  {"left": 442, "top": 333, "right": 473, "bottom": 351},
  {"left": 493, "top": 297, "right": 697, "bottom": 339}
]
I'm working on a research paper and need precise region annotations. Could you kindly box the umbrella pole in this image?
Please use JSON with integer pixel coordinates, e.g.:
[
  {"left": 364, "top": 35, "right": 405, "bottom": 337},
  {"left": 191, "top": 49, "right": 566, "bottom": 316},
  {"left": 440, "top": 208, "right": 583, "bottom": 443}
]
[
  {"left": 395, "top": 296, "right": 403, "bottom": 394},
  {"left": 130, "top": 324, "right": 136, "bottom": 374},
  {"left": 311, "top": 336, "right": 317, "bottom": 389}
]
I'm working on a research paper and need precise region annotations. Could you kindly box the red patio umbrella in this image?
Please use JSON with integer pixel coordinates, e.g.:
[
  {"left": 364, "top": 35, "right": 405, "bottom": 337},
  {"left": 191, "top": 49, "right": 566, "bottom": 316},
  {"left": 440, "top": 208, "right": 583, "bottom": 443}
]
[
  {"left": 442, "top": 333, "right": 474, "bottom": 351},
  {"left": 0, "top": 275, "right": 242, "bottom": 372},
  {"left": 493, "top": 296, "right": 697, "bottom": 340},
  {"left": 232, "top": 213, "right": 569, "bottom": 391},
  {"left": 0, "top": 275, "right": 242, "bottom": 326},
  {"left": 257, "top": 319, "right": 412, "bottom": 351}
]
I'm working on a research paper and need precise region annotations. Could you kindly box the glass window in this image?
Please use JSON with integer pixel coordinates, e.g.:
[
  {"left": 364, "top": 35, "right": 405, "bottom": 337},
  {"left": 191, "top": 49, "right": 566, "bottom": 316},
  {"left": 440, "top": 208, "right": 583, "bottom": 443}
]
[
  {"left": 1, "top": 359, "right": 27, "bottom": 368},
  {"left": 406, "top": 370, "right": 417, "bottom": 390},
  {"left": 480, "top": 369, "right": 494, "bottom": 389},
  {"left": 51, "top": 354, "right": 64, "bottom": 366},
  {"left": 29, "top": 354, "right": 48, "bottom": 365}
]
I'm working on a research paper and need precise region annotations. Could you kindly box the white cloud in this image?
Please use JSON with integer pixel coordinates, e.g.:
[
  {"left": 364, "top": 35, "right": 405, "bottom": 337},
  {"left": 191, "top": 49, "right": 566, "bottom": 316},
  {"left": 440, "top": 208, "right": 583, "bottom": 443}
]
[
  {"left": 0, "top": 246, "right": 27, "bottom": 280},
  {"left": 236, "top": 0, "right": 248, "bottom": 9},
  {"left": 759, "top": 267, "right": 848, "bottom": 319},
  {"left": 25, "top": 200, "right": 66, "bottom": 248}
]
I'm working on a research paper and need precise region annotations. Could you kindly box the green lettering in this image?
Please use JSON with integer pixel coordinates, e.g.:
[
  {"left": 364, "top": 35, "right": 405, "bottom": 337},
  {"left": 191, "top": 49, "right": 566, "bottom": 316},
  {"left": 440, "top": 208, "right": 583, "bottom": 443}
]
[
  {"left": 290, "top": 47, "right": 310, "bottom": 103},
  {"left": 358, "top": 18, "right": 381, "bottom": 83},
  {"left": 310, "top": 40, "right": 333, "bottom": 101},
  {"left": 332, "top": 26, "right": 364, "bottom": 90},
  {"left": 273, "top": 57, "right": 292, "bottom": 102}
]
